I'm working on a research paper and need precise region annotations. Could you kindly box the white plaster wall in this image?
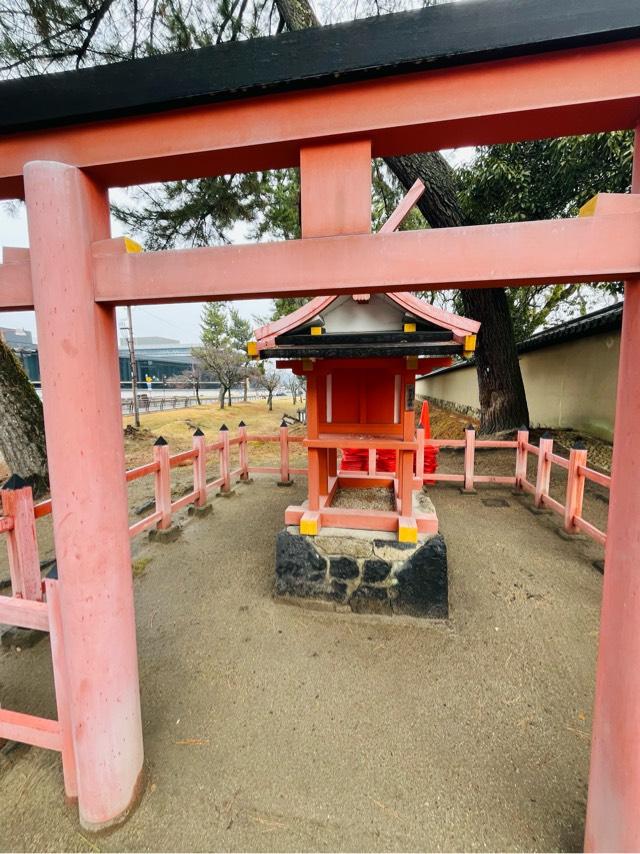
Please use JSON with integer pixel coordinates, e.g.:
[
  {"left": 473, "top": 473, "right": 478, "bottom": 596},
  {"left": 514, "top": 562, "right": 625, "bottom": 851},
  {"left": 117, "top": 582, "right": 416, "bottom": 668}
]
[
  {"left": 323, "top": 294, "right": 403, "bottom": 333},
  {"left": 417, "top": 330, "right": 620, "bottom": 441}
]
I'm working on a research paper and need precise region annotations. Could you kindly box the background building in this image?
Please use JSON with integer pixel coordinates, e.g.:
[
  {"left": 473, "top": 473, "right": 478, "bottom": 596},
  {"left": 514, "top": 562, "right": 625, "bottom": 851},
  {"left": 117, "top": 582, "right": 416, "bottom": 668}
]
[{"left": 1, "top": 328, "right": 197, "bottom": 385}]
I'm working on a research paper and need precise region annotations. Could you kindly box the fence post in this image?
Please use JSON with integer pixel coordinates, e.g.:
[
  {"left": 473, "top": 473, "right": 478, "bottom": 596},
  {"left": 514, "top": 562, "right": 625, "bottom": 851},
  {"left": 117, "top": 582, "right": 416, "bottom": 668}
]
[
  {"left": 415, "top": 426, "right": 425, "bottom": 486},
  {"left": 1, "top": 475, "right": 42, "bottom": 601},
  {"left": 279, "top": 420, "right": 292, "bottom": 485},
  {"left": 219, "top": 424, "right": 231, "bottom": 493},
  {"left": 515, "top": 426, "right": 529, "bottom": 490},
  {"left": 238, "top": 421, "right": 250, "bottom": 481},
  {"left": 535, "top": 432, "right": 553, "bottom": 508},
  {"left": 153, "top": 436, "right": 172, "bottom": 529},
  {"left": 564, "top": 441, "right": 588, "bottom": 533},
  {"left": 45, "top": 578, "right": 78, "bottom": 800},
  {"left": 192, "top": 428, "right": 207, "bottom": 507},
  {"left": 462, "top": 425, "right": 476, "bottom": 493}
]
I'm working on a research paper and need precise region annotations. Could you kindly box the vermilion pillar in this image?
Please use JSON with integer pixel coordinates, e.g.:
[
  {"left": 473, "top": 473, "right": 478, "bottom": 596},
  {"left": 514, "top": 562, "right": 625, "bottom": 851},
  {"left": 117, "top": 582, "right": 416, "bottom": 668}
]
[
  {"left": 23, "top": 161, "right": 143, "bottom": 830},
  {"left": 300, "top": 139, "right": 372, "bottom": 514},
  {"left": 584, "top": 128, "right": 640, "bottom": 852}
]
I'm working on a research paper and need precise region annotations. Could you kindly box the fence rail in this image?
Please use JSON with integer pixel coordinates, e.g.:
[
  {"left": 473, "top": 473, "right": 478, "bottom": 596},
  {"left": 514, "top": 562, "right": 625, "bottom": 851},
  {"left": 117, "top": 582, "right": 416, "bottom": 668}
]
[
  {"left": 1, "top": 425, "right": 611, "bottom": 595},
  {"left": 419, "top": 426, "right": 609, "bottom": 547}
]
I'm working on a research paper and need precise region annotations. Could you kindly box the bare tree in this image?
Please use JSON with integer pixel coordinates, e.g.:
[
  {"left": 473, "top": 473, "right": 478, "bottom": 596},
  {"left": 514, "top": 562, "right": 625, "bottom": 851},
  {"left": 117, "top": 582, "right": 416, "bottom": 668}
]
[
  {"left": 284, "top": 372, "right": 304, "bottom": 404},
  {"left": 257, "top": 369, "right": 281, "bottom": 411},
  {"left": 192, "top": 346, "right": 245, "bottom": 409}
]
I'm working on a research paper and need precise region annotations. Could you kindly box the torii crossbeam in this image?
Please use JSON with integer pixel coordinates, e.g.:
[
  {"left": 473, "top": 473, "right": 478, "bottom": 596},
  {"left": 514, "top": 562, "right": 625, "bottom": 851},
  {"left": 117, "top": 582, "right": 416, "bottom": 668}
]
[{"left": 0, "top": 0, "right": 640, "bottom": 848}]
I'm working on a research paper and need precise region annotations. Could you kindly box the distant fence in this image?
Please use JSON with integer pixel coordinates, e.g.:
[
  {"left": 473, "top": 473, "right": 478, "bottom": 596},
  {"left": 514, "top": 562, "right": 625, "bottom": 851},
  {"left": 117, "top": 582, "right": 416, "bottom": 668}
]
[{"left": 120, "top": 390, "right": 270, "bottom": 415}]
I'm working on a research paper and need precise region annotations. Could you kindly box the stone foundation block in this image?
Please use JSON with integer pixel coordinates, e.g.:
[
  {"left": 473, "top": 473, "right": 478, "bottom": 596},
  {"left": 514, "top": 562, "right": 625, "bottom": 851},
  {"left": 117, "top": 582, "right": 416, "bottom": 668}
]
[{"left": 274, "top": 529, "right": 448, "bottom": 618}]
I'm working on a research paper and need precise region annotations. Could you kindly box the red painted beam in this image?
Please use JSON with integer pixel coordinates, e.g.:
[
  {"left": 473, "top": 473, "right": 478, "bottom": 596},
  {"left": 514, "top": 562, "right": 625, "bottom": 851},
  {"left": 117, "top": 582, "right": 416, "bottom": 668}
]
[
  {"left": 0, "top": 708, "right": 62, "bottom": 752},
  {"left": 90, "top": 213, "right": 640, "bottom": 307},
  {"left": 2, "top": 41, "right": 640, "bottom": 199},
  {"left": 0, "top": 596, "right": 49, "bottom": 631}
]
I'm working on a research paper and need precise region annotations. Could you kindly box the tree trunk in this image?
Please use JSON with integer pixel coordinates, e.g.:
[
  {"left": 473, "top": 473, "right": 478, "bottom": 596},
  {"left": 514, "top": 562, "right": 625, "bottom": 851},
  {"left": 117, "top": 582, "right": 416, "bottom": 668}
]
[
  {"left": 0, "top": 341, "right": 49, "bottom": 494},
  {"left": 219, "top": 386, "right": 226, "bottom": 409},
  {"left": 274, "top": 0, "right": 319, "bottom": 29},
  {"left": 195, "top": 377, "right": 201, "bottom": 406},
  {"left": 386, "top": 152, "right": 529, "bottom": 433},
  {"left": 243, "top": 375, "right": 248, "bottom": 402},
  {"left": 267, "top": 391, "right": 273, "bottom": 411},
  {"left": 227, "top": 386, "right": 232, "bottom": 406},
  {"left": 460, "top": 289, "right": 529, "bottom": 433},
  {"left": 274, "top": 2, "right": 530, "bottom": 435}
]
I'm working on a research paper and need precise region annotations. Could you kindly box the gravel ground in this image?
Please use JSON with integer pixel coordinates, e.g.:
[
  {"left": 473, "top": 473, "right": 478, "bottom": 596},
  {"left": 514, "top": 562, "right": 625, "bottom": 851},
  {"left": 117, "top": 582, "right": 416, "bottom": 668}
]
[{"left": 0, "top": 467, "right": 603, "bottom": 852}]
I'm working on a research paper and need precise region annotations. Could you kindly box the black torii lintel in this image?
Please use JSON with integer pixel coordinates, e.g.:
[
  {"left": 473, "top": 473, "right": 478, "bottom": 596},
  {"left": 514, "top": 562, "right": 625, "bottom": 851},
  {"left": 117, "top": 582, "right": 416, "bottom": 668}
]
[{"left": 0, "top": 0, "right": 639, "bottom": 136}]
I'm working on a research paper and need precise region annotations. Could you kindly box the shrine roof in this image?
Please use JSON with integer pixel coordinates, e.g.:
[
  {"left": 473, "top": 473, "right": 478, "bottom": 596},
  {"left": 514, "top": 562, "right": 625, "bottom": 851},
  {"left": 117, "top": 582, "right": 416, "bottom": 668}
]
[
  {"left": 1, "top": 0, "right": 639, "bottom": 136},
  {"left": 253, "top": 293, "right": 479, "bottom": 360}
]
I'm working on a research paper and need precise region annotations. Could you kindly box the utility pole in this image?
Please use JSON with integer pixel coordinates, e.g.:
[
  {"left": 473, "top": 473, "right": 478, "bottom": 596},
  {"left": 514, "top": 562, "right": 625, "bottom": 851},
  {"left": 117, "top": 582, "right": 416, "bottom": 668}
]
[{"left": 124, "top": 306, "right": 140, "bottom": 427}]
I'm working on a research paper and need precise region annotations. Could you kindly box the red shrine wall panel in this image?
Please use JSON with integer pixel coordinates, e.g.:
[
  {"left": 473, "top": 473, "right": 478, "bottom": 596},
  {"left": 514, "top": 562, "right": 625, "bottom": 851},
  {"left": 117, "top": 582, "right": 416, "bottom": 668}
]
[{"left": 311, "top": 359, "right": 412, "bottom": 436}]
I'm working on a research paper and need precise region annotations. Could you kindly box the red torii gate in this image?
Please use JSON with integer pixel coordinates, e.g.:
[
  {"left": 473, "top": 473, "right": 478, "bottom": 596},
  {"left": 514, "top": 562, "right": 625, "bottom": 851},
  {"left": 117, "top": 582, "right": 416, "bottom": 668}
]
[{"left": 1, "top": 0, "right": 640, "bottom": 847}]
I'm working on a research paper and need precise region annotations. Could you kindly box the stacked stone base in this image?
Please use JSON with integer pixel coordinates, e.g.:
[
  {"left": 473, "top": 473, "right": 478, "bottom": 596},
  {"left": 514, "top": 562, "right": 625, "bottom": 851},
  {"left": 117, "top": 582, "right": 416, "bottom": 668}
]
[{"left": 275, "top": 528, "right": 448, "bottom": 618}]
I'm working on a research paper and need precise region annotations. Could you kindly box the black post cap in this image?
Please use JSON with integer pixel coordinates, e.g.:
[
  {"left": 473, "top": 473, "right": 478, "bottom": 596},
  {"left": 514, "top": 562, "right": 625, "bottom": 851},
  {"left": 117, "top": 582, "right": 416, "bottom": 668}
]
[
  {"left": 219, "top": 424, "right": 228, "bottom": 431},
  {"left": 193, "top": 427, "right": 204, "bottom": 437},
  {"left": 154, "top": 436, "right": 168, "bottom": 446},
  {"left": 280, "top": 419, "right": 288, "bottom": 428},
  {"left": 541, "top": 431, "right": 553, "bottom": 439},
  {"left": 1, "top": 473, "right": 28, "bottom": 491},
  {"left": 238, "top": 421, "right": 246, "bottom": 427},
  {"left": 519, "top": 424, "right": 529, "bottom": 431},
  {"left": 465, "top": 424, "right": 475, "bottom": 431},
  {"left": 572, "top": 440, "right": 587, "bottom": 450}
]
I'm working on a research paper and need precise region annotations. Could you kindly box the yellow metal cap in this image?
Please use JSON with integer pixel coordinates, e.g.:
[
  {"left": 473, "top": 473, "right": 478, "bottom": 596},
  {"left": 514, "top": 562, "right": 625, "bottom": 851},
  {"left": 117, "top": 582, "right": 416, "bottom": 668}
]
[
  {"left": 123, "top": 236, "right": 143, "bottom": 253},
  {"left": 300, "top": 516, "right": 319, "bottom": 536},
  {"left": 579, "top": 195, "right": 599, "bottom": 217},
  {"left": 462, "top": 334, "right": 477, "bottom": 358}
]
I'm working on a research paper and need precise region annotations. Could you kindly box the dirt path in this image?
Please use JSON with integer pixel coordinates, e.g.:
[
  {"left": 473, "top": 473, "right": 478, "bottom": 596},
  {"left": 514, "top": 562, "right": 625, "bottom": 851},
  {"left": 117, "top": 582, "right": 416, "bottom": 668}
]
[{"left": 0, "top": 474, "right": 601, "bottom": 852}]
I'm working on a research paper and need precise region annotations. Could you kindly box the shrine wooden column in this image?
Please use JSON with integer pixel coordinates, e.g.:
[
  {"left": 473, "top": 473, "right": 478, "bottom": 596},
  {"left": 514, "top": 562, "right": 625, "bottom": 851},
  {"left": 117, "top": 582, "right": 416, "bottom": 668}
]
[
  {"left": 23, "top": 161, "right": 144, "bottom": 830},
  {"left": 585, "top": 126, "right": 640, "bottom": 852}
]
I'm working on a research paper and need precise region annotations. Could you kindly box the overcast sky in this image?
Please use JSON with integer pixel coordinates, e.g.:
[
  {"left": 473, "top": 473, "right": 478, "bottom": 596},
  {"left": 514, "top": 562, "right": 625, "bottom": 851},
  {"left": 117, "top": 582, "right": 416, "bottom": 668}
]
[
  {"left": 0, "top": 190, "right": 273, "bottom": 345},
  {"left": 0, "top": 147, "right": 474, "bottom": 345}
]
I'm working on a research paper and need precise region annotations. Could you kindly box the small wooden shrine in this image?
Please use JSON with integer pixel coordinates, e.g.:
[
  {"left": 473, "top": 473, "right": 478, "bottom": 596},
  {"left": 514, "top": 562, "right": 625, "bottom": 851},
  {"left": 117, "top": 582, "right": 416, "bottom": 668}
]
[{"left": 252, "top": 291, "right": 480, "bottom": 542}]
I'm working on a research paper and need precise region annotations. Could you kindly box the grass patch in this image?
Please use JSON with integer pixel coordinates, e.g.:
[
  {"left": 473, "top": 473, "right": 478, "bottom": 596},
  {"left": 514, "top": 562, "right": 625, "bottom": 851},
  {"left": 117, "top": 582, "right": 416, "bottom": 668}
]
[{"left": 132, "top": 557, "right": 153, "bottom": 577}]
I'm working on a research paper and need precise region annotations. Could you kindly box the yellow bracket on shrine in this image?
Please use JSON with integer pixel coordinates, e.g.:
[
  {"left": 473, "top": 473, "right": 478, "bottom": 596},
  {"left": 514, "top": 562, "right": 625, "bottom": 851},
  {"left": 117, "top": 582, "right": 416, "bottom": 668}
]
[
  {"left": 463, "top": 334, "right": 477, "bottom": 358},
  {"left": 247, "top": 341, "right": 259, "bottom": 357},
  {"left": 310, "top": 326, "right": 324, "bottom": 336},
  {"left": 398, "top": 519, "right": 418, "bottom": 544},
  {"left": 403, "top": 322, "right": 417, "bottom": 333},
  {"left": 300, "top": 514, "right": 319, "bottom": 536}
]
